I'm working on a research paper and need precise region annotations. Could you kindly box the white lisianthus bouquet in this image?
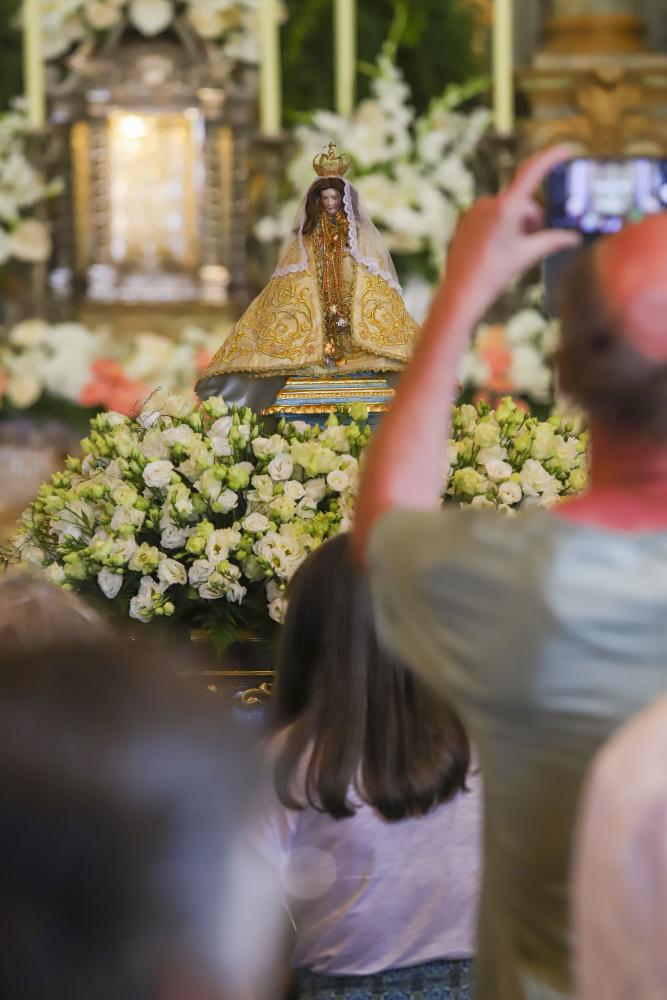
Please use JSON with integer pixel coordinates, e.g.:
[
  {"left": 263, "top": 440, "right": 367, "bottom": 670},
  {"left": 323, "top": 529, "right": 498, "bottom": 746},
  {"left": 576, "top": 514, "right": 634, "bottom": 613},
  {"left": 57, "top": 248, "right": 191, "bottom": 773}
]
[
  {"left": 9, "top": 393, "right": 371, "bottom": 647},
  {"left": 38, "top": 0, "right": 268, "bottom": 63},
  {"left": 8, "top": 394, "right": 587, "bottom": 648},
  {"left": 0, "top": 109, "right": 59, "bottom": 268},
  {"left": 256, "top": 56, "right": 490, "bottom": 285},
  {"left": 449, "top": 397, "right": 588, "bottom": 511}
]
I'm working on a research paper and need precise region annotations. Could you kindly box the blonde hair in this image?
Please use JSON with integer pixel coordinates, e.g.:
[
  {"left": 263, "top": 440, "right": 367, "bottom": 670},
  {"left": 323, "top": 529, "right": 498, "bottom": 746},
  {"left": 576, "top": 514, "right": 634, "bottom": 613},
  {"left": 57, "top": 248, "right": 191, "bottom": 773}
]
[{"left": 0, "top": 574, "right": 108, "bottom": 655}]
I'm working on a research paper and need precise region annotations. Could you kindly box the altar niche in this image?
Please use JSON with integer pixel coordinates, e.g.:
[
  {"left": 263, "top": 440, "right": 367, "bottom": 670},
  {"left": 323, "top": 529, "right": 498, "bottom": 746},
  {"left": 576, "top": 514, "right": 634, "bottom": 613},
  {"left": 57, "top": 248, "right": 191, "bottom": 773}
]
[{"left": 47, "top": 26, "right": 256, "bottom": 311}]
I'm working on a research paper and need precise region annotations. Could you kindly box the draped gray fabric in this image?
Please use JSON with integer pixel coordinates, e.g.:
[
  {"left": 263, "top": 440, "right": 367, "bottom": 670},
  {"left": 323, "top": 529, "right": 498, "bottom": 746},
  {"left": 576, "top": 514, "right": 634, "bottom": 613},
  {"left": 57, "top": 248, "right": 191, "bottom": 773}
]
[{"left": 369, "top": 506, "right": 667, "bottom": 1000}]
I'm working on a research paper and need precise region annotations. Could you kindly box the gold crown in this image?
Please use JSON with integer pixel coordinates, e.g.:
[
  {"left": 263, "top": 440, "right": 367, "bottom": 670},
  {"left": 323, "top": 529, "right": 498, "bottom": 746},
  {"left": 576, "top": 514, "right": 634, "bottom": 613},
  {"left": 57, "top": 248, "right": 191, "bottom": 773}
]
[{"left": 313, "top": 143, "right": 351, "bottom": 178}]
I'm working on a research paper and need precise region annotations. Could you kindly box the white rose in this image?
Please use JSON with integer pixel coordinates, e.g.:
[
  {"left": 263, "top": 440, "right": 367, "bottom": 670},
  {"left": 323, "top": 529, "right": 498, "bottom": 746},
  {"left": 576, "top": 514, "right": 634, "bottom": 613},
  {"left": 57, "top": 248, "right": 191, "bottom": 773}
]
[
  {"left": 226, "top": 581, "right": 247, "bottom": 605},
  {"left": 188, "top": 559, "right": 214, "bottom": 586},
  {"left": 303, "top": 478, "right": 327, "bottom": 503},
  {"left": 210, "top": 416, "right": 234, "bottom": 437},
  {"left": 157, "top": 557, "right": 187, "bottom": 588},
  {"left": 242, "top": 555, "right": 265, "bottom": 582},
  {"left": 250, "top": 475, "right": 274, "bottom": 502},
  {"left": 326, "top": 469, "right": 349, "bottom": 492},
  {"left": 268, "top": 597, "right": 288, "bottom": 624},
  {"left": 213, "top": 488, "right": 239, "bottom": 514},
  {"left": 268, "top": 454, "right": 294, "bottom": 482},
  {"left": 162, "top": 425, "right": 197, "bottom": 449},
  {"left": 295, "top": 497, "right": 317, "bottom": 519},
  {"left": 283, "top": 480, "right": 305, "bottom": 502},
  {"left": 160, "top": 519, "right": 189, "bottom": 550},
  {"left": 110, "top": 505, "right": 145, "bottom": 532},
  {"left": 242, "top": 512, "right": 270, "bottom": 534},
  {"left": 143, "top": 460, "right": 174, "bottom": 489},
  {"left": 44, "top": 563, "right": 66, "bottom": 585},
  {"left": 210, "top": 435, "right": 232, "bottom": 457},
  {"left": 520, "top": 459, "right": 561, "bottom": 498},
  {"left": 476, "top": 445, "right": 508, "bottom": 467},
  {"left": 470, "top": 495, "right": 496, "bottom": 510},
  {"left": 485, "top": 459, "right": 513, "bottom": 483},
  {"left": 290, "top": 420, "right": 310, "bottom": 435},
  {"left": 98, "top": 567, "right": 123, "bottom": 600},
  {"left": 252, "top": 437, "right": 273, "bottom": 459},
  {"left": 498, "top": 481, "right": 522, "bottom": 505}
]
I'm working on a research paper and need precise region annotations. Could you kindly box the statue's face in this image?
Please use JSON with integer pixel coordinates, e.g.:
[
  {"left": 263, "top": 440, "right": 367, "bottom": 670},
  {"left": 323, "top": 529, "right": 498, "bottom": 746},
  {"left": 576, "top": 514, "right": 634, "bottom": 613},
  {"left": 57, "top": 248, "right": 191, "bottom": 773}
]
[{"left": 321, "top": 187, "right": 342, "bottom": 215}]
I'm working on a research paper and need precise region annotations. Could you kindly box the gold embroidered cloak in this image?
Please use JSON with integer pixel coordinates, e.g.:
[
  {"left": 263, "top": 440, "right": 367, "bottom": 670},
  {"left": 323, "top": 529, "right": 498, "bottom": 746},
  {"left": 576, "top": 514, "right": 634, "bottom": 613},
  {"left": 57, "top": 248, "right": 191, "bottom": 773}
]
[{"left": 198, "top": 243, "right": 420, "bottom": 384}]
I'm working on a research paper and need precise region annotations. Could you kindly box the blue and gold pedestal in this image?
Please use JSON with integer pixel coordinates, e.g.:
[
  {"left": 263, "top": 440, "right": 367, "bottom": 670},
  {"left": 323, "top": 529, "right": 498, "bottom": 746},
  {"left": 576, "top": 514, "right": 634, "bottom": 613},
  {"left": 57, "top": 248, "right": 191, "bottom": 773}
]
[{"left": 263, "top": 372, "right": 396, "bottom": 427}]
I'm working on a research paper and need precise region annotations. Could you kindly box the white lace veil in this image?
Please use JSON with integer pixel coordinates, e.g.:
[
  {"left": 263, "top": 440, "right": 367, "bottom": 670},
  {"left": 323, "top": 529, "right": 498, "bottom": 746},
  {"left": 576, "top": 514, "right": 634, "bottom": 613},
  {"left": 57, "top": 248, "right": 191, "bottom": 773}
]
[{"left": 273, "top": 177, "right": 402, "bottom": 293}]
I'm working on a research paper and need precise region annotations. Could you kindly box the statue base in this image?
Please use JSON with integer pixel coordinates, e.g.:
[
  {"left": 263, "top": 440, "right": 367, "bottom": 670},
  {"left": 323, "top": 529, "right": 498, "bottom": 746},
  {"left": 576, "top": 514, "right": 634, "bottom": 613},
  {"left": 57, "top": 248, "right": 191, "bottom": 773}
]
[{"left": 262, "top": 372, "right": 396, "bottom": 425}]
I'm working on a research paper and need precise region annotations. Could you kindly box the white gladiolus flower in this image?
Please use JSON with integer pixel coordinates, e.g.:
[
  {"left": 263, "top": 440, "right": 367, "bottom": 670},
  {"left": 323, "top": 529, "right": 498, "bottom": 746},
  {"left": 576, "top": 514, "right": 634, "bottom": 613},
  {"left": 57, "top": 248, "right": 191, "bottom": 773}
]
[
  {"left": 242, "top": 512, "right": 270, "bottom": 534},
  {"left": 498, "top": 481, "right": 522, "bottom": 506},
  {"left": 268, "top": 454, "right": 294, "bottom": 481},
  {"left": 98, "top": 567, "right": 123, "bottom": 599},
  {"left": 143, "top": 460, "right": 174, "bottom": 489},
  {"left": 128, "top": 0, "right": 173, "bottom": 36},
  {"left": 8, "top": 219, "right": 52, "bottom": 262},
  {"left": 84, "top": 0, "right": 123, "bottom": 29}
]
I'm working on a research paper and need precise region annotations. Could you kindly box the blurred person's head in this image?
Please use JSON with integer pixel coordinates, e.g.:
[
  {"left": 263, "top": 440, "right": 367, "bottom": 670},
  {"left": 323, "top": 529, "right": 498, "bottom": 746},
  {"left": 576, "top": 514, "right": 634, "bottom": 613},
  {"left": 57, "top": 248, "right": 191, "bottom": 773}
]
[
  {"left": 272, "top": 534, "right": 471, "bottom": 821},
  {"left": 558, "top": 214, "right": 667, "bottom": 440},
  {"left": 0, "top": 637, "right": 264, "bottom": 1000},
  {"left": 0, "top": 573, "right": 108, "bottom": 652}
]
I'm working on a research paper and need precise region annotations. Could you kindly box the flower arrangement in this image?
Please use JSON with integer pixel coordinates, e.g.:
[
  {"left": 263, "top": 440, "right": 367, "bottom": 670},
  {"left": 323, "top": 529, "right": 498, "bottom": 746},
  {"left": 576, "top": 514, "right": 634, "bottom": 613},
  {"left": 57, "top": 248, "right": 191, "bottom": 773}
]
[
  {"left": 0, "top": 319, "right": 225, "bottom": 416},
  {"left": 256, "top": 56, "right": 490, "bottom": 285},
  {"left": 40, "top": 0, "right": 265, "bottom": 63},
  {"left": 0, "top": 109, "right": 57, "bottom": 267},
  {"left": 8, "top": 394, "right": 587, "bottom": 649}
]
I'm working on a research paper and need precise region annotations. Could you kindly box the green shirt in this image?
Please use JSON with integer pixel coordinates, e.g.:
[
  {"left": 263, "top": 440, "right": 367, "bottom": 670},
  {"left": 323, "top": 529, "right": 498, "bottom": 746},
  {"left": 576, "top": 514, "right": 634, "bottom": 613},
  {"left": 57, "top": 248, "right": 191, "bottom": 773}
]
[{"left": 369, "top": 507, "right": 667, "bottom": 1000}]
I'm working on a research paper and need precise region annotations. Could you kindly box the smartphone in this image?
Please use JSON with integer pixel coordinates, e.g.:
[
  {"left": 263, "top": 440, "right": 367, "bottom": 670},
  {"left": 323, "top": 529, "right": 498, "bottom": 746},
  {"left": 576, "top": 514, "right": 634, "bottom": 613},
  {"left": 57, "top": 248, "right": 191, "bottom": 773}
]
[{"left": 543, "top": 157, "right": 667, "bottom": 315}]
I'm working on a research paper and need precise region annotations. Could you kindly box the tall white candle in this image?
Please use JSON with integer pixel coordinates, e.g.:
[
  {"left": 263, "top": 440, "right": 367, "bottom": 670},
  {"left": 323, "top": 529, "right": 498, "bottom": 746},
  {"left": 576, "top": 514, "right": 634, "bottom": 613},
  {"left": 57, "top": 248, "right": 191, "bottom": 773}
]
[
  {"left": 334, "top": 0, "right": 356, "bottom": 118},
  {"left": 493, "top": 0, "right": 514, "bottom": 135},
  {"left": 259, "top": 0, "right": 282, "bottom": 136},
  {"left": 23, "top": 0, "right": 46, "bottom": 129}
]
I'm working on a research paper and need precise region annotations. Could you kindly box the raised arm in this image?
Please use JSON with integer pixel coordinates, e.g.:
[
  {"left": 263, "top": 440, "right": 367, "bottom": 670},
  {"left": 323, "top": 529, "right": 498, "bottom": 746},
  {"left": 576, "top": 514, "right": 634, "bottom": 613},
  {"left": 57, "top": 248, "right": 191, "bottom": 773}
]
[{"left": 353, "top": 146, "right": 581, "bottom": 563}]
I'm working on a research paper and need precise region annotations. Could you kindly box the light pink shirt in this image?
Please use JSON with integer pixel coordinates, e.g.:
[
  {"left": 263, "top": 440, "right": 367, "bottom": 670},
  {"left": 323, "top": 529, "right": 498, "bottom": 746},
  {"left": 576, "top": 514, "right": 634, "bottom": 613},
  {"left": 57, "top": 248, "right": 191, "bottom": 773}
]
[
  {"left": 254, "top": 738, "right": 482, "bottom": 976},
  {"left": 575, "top": 695, "right": 667, "bottom": 1000}
]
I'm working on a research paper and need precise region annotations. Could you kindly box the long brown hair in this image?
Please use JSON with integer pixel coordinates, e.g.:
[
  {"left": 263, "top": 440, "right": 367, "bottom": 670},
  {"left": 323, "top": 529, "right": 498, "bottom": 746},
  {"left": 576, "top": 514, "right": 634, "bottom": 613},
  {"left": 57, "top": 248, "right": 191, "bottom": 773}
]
[
  {"left": 301, "top": 178, "right": 347, "bottom": 237},
  {"left": 272, "top": 534, "right": 471, "bottom": 821}
]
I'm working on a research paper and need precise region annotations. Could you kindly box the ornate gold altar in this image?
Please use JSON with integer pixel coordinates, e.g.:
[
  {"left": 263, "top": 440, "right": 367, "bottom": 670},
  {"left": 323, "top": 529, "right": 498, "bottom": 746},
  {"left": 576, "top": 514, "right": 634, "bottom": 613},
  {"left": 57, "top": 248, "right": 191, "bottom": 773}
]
[
  {"left": 518, "top": 1, "right": 667, "bottom": 157},
  {"left": 46, "top": 20, "right": 261, "bottom": 314}
]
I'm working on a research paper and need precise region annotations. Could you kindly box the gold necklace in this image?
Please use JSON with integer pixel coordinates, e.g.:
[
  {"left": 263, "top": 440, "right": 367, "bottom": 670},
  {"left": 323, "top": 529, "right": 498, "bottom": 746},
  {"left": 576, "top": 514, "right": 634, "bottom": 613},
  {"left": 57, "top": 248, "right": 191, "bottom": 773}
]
[{"left": 314, "top": 210, "right": 349, "bottom": 367}]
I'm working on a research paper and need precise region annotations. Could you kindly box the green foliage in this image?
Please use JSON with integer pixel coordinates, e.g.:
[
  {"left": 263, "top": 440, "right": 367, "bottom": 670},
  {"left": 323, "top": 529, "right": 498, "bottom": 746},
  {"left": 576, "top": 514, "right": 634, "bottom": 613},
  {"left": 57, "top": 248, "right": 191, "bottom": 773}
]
[
  {"left": 282, "top": 0, "right": 481, "bottom": 119},
  {"left": 0, "top": 0, "right": 22, "bottom": 110}
]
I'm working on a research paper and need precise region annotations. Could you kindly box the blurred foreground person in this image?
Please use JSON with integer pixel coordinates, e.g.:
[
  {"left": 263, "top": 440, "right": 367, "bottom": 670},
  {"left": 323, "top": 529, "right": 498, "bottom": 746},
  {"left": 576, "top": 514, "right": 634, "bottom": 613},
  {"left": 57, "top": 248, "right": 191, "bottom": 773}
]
[
  {"left": 354, "top": 147, "right": 667, "bottom": 999},
  {"left": 0, "top": 572, "right": 108, "bottom": 652},
  {"left": 257, "top": 535, "right": 481, "bottom": 1000},
  {"left": 575, "top": 695, "right": 667, "bottom": 1000},
  {"left": 0, "top": 637, "right": 276, "bottom": 1000}
]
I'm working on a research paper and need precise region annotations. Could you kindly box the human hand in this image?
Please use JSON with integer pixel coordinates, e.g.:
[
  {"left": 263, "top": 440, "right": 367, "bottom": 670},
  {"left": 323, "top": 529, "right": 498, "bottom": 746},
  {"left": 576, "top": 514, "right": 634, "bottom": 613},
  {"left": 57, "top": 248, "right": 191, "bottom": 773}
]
[{"left": 443, "top": 145, "right": 582, "bottom": 315}]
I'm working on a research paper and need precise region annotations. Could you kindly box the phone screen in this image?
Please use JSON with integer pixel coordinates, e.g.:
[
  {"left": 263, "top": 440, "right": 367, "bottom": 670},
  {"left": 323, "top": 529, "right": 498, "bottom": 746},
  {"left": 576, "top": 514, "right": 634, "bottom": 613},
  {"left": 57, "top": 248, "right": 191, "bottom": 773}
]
[{"left": 546, "top": 158, "right": 667, "bottom": 237}]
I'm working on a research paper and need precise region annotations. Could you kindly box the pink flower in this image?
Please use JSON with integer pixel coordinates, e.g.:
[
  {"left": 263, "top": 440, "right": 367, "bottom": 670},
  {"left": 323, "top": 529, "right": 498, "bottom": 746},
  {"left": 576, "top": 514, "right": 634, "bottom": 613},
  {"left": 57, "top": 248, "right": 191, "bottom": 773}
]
[
  {"left": 80, "top": 360, "right": 151, "bottom": 416},
  {"left": 477, "top": 325, "right": 513, "bottom": 394}
]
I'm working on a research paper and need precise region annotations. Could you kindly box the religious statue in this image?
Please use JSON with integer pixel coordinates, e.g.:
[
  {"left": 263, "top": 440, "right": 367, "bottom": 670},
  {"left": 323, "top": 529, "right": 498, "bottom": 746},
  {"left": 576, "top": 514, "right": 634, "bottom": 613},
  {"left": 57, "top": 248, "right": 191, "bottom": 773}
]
[{"left": 196, "top": 144, "right": 420, "bottom": 412}]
